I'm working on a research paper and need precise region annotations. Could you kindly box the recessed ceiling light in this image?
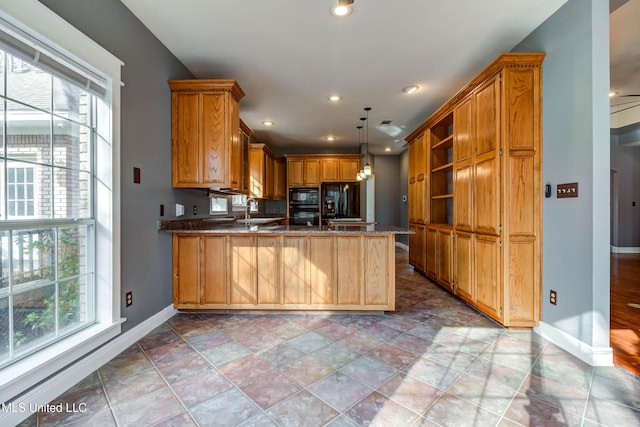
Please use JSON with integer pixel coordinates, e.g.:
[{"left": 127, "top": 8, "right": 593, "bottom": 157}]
[
  {"left": 331, "top": 0, "right": 353, "bottom": 17},
  {"left": 262, "top": 120, "right": 274, "bottom": 126},
  {"left": 385, "top": 147, "right": 391, "bottom": 152},
  {"left": 403, "top": 85, "right": 419, "bottom": 95},
  {"left": 329, "top": 95, "right": 341, "bottom": 102},
  {"left": 325, "top": 136, "right": 336, "bottom": 141}
]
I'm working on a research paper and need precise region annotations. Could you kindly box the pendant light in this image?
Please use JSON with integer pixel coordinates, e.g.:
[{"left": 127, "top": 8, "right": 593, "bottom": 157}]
[
  {"left": 363, "top": 107, "right": 373, "bottom": 176},
  {"left": 356, "top": 124, "right": 364, "bottom": 181}
]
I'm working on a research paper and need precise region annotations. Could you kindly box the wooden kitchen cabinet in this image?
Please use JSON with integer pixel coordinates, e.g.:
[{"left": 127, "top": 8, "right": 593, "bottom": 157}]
[
  {"left": 405, "top": 53, "right": 544, "bottom": 327},
  {"left": 172, "top": 232, "right": 395, "bottom": 311},
  {"left": 273, "top": 156, "right": 286, "bottom": 199},
  {"left": 287, "top": 159, "right": 304, "bottom": 187},
  {"left": 172, "top": 235, "right": 227, "bottom": 307},
  {"left": 321, "top": 158, "right": 339, "bottom": 182},
  {"left": 287, "top": 155, "right": 361, "bottom": 188},
  {"left": 339, "top": 159, "right": 360, "bottom": 181},
  {"left": 169, "top": 80, "right": 246, "bottom": 190},
  {"left": 229, "top": 236, "right": 257, "bottom": 305},
  {"left": 249, "top": 143, "right": 276, "bottom": 199},
  {"left": 304, "top": 159, "right": 320, "bottom": 186}
]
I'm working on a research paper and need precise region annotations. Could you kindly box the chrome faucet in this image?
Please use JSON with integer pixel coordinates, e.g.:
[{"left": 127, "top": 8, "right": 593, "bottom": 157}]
[{"left": 245, "top": 197, "right": 256, "bottom": 224}]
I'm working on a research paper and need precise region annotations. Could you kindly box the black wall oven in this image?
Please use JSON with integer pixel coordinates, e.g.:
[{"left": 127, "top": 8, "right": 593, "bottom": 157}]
[{"left": 289, "top": 188, "right": 320, "bottom": 225}]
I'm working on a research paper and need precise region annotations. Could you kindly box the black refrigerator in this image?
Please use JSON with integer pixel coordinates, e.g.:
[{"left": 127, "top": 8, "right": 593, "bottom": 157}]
[{"left": 321, "top": 182, "right": 360, "bottom": 224}]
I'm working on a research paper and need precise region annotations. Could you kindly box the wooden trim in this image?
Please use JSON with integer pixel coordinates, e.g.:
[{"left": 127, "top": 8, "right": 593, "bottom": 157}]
[
  {"left": 168, "top": 79, "right": 245, "bottom": 101},
  {"left": 406, "top": 52, "right": 545, "bottom": 141}
]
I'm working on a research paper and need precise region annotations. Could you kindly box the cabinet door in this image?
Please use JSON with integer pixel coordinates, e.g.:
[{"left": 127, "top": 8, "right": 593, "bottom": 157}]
[
  {"left": 273, "top": 157, "right": 286, "bottom": 199},
  {"left": 229, "top": 236, "right": 256, "bottom": 305},
  {"left": 437, "top": 227, "right": 453, "bottom": 290},
  {"left": 173, "top": 235, "right": 201, "bottom": 306},
  {"left": 288, "top": 159, "right": 304, "bottom": 187},
  {"left": 364, "top": 236, "right": 390, "bottom": 306},
  {"left": 454, "top": 232, "right": 473, "bottom": 302},
  {"left": 283, "top": 237, "right": 308, "bottom": 304},
  {"left": 201, "top": 93, "right": 227, "bottom": 186},
  {"left": 265, "top": 154, "right": 274, "bottom": 198},
  {"left": 203, "top": 236, "right": 227, "bottom": 304},
  {"left": 474, "top": 234, "right": 502, "bottom": 322},
  {"left": 249, "top": 148, "right": 265, "bottom": 198},
  {"left": 339, "top": 159, "right": 360, "bottom": 181},
  {"left": 257, "top": 236, "right": 280, "bottom": 304},
  {"left": 172, "top": 93, "right": 200, "bottom": 186},
  {"left": 415, "top": 224, "right": 426, "bottom": 272},
  {"left": 321, "top": 159, "right": 339, "bottom": 182},
  {"left": 474, "top": 76, "right": 501, "bottom": 235},
  {"left": 304, "top": 159, "right": 320, "bottom": 186},
  {"left": 426, "top": 226, "right": 438, "bottom": 278},
  {"left": 337, "top": 236, "right": 362, "bottom": 305},
  {"left": 227, "top": 94, "right": 242, "bottom": 188},
  {"left": 309, "top": 237, "right": 335, "bottom": 304},
  {"left": 454, "top": 97, "right": 473, "bottom": 231},
  {"left": 408, "top": 223, "right": 417, "bottom": 266}
]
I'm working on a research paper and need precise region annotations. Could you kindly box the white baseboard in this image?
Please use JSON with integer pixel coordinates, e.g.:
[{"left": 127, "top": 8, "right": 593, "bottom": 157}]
[
  {"left": 395, "top": 242, "right": 409, "bottom": 251},
  {"left": 2, "top": 305, "right": 177, "bottom": 426},
  {"left": 611, "top": 245, "right": 640, "bottom": 254},
  {"left": 534, "top": 321, "right": 613, "bottom": 366}
]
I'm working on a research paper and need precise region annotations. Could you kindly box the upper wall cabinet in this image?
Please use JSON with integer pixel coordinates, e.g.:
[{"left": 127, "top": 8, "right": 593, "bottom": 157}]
[
  {"left": 249, "top": 143, "right": 286, "bottom": 200},
  {"left": 169, "top": 80, "right": 246, "bottom": 190},
  {"left": 286, "top": 154, "right": 361, "bottom": 187}
]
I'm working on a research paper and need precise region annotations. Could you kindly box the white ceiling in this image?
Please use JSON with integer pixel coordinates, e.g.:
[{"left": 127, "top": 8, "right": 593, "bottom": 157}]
[{"left": 121, "top": 0, "right": 573, "bottom": 155}]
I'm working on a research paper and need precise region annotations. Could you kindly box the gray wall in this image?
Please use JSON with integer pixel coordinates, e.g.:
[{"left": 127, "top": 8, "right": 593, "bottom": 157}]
[
  {"left": 373, "top": 155, "right": 402, "bottom": 227},
  {"left": 40, "top": 0, "right": 211, "bottom": 332},
  {"left": 610, "top": 125, "right": 640, "bottom": 247},
  {"left": 513, "top": 0, "right": 611, "bottom": 349},
  {"left": 398, "top": 150, "right": 409, "bottom": 245}
]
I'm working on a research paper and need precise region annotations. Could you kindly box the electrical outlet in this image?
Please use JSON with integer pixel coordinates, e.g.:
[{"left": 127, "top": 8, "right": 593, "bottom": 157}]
[
  {"left": 549, "top": 290, "right": 557, "bottom": 305},
  {"left": 126, "top": 291, "right": 133, "bottom": 307}
]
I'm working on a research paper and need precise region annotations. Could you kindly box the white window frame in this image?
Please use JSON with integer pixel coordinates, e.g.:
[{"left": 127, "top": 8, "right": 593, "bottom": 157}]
[
  {"left": 6, "top": 163, "right": 36, "bottom": 218},
  {"left": 0, "top": 0, "right": 123, "bottom": 412}
]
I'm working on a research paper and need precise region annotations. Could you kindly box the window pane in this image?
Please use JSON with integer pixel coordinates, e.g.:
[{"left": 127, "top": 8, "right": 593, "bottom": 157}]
[
  {"left": 210, "top": 197, "right": 228, "bottom": 213},
  {"left": 96, "top": 97, "right": 109, "bottom": 140},
  {"left": 6, "top": 100, "right": 52, "bottom": 166},
  {"left": 7, "top": 162, "right": 52, "bottom": 220},
  {"left": 54, "top": 168, "right": 91, "bottom": 219},
  {"left": 53, "top": 76, "right": 87, "bottom": 124},
  {"left": 54, "top": 118, "right": 91, "bottom": 171},
  {"left": 58, "top": 226, "right": 89, "bottom": 279},
  {"left": 0, "top": 98, "right": 4, "bottom": 152},
  {"left": 0, "top": 231, "right": 9, "bottom": 290},
  {"left": 13, "top": 284, "right": 56, "bottom": 353},
  {"left": 58, "top": 275, "right": 91, "bottom": 332},
  {"left": 11, "top": 228, "right": 55, "bottom": 286},
  {"left": 0, "top": 50, "right": 5, "bottom": 97},
  {"left": 0, "top": 297, "right": 8, "bottom": 364},
  {"left": 6, "top": 56, "right": 51, "bottom": 112}
]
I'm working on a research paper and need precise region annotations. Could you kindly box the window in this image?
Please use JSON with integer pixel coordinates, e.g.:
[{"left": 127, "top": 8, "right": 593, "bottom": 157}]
[
  {"left": 0, "top": 48, "right": 96, "bottom": 367},
  {"left": 7, "top": 165, "right": 34, "bottom": 217},
  {"left": 0, "top": 1, "right": 121, "bottom": 409},
  {"left": 210, "top": 197, "right": 228, "bottom": 214}
]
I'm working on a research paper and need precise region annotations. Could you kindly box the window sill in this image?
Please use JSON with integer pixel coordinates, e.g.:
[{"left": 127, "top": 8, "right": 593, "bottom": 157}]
[{"left": 0, "top": 320, "right": 123, "bottom": 403}]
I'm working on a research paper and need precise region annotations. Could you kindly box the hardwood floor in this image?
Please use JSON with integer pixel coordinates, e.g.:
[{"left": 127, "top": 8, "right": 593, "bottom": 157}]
[{"left": 610, "top": 253, "right": 640, "bottom": 377}]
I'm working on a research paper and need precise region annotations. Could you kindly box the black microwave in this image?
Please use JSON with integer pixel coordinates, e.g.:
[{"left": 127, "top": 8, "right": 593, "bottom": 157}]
[{"left": 289, "top": 188, "right": 319, "bottom": 204}]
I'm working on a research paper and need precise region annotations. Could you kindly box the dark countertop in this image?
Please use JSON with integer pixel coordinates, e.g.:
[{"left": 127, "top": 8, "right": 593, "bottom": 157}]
[{"left": 158, "top": 218, "right": 412, "bottom": 235}]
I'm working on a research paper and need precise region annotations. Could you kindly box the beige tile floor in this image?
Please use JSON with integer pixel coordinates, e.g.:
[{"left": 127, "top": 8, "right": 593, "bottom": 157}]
[{"left": 17, "top": 249, "right": 640, "bottom": 426}]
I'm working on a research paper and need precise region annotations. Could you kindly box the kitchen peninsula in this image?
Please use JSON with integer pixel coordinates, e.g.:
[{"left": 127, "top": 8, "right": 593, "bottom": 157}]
[{"left": 160, "top": 219, "right": 410, "bottom": 312}]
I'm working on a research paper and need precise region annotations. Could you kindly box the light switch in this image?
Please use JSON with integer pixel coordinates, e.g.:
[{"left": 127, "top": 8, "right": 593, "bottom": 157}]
[{"left": 176, "top": 204, "right": 185, "bottom": 217}]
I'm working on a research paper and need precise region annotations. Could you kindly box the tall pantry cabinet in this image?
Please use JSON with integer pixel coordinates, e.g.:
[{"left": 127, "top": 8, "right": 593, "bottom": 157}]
[{"left": 407, "top": 53, "right": 544, "bottom": 327}]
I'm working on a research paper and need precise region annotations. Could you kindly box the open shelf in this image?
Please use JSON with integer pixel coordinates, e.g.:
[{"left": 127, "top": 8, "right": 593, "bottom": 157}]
[
  {"left": 432, "top": 162, "right": 453, "bottom": 173},
  {"left": 432, "top": 134, "right": 453, "bottom": 150},
  {"left": 432, "top": 194, "right": 453, "bottom": 200}
]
